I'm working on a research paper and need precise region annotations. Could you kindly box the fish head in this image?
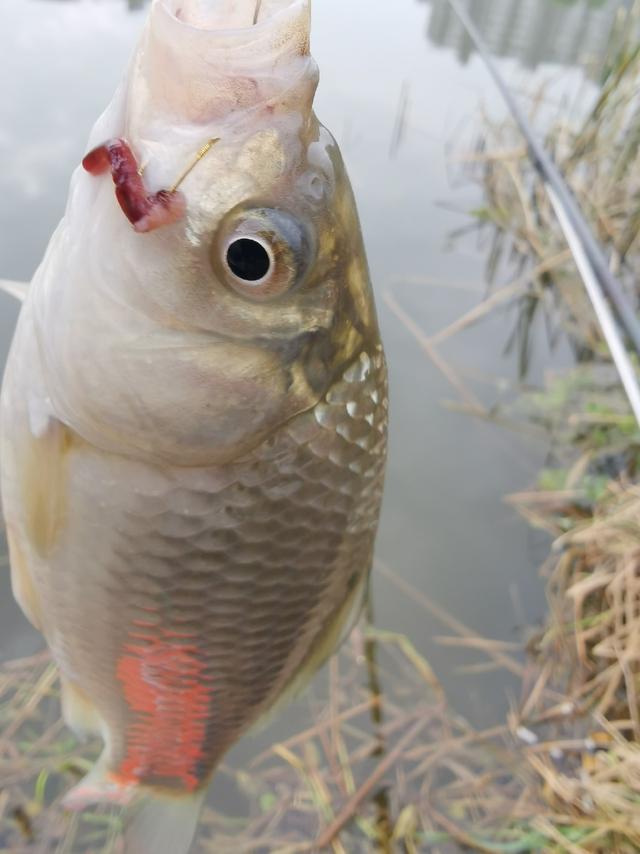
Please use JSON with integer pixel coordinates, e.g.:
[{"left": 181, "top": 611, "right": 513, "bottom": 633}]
[{"left": 36, "top": 0, "right": 380, "bottom": 465}]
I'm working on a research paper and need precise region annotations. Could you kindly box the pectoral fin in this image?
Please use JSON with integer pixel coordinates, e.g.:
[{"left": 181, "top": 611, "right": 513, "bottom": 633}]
[
  {"left": 60, "top": 677, "right": 104, "bottom": 740},
  {"left": 20, "top": 419, "right": 73, "bottom": 559},
  {"left": 6, "top": 419, "right": 75, "bottom": 630},
  {"left": 0, "top": 279, "right": 28, "bottom": 302},
  {"left": 6, "top": 525, "right": 44, "bottom": 631}
]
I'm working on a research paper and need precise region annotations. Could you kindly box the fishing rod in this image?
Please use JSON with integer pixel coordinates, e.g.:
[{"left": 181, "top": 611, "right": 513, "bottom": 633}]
[{"left": 445, "top": 0, "right": 640, "bottom": 425}]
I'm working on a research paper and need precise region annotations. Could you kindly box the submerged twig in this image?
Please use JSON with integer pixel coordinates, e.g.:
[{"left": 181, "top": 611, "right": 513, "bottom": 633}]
[{"left": 313, "top": 716, "right": 429, "bottom": 850}]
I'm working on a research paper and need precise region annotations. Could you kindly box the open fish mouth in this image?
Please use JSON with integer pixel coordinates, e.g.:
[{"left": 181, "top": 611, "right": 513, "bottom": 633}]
[
  {"left": 138, "top": 0, "right": 314, "bottom": 123},
  {"left": 160, "top": 0, "right": 306, "bottom": 31}
]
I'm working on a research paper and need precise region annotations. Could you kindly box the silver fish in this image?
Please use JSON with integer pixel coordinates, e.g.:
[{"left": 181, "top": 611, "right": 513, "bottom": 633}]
[{"left": 0, "top": 1, "right": 387, "bottom": 850}]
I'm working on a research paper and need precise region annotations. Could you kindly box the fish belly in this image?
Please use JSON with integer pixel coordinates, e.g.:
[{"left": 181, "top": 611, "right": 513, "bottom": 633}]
[{"left": 1, "top": 343, "right": 387, "bottom": 793}]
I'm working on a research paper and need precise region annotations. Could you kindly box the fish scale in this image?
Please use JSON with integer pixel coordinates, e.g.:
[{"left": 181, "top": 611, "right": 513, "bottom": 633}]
[{"left": 26, "top": 345, "right": 387, "bottom": 790}]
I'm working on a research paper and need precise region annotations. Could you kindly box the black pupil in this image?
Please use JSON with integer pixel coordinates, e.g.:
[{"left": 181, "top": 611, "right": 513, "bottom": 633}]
[{"left": 226, "top": 239, "right": 271, "bottom": 282}]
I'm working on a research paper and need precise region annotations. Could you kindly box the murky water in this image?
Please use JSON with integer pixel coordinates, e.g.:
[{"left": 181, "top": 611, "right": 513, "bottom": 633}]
[{"left": 0, "top": 0, "right": 628, "bottom": 826}]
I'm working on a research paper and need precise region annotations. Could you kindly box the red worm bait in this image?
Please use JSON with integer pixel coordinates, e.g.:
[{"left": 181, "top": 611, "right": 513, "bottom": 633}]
[{"left": 82, "top": 139, "right": 186, "bottom": 234}]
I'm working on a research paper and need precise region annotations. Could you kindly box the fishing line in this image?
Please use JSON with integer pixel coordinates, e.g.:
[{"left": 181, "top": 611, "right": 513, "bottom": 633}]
[{"left": 445, "top": 0, "right": 640, "bottom": 424}]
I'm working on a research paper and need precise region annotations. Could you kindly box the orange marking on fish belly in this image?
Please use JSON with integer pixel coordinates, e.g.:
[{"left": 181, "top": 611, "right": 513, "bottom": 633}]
[{"left": 115, "top": 630, "right": 212, "bottom": 791}]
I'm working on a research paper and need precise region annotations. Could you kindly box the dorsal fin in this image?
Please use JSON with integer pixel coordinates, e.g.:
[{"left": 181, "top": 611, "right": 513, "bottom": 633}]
[{"left": 0, "top": 279, "right": 28, "bottom": 302}]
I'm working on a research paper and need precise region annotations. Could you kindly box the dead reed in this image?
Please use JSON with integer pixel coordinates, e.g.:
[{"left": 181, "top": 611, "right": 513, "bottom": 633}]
[{"left": 454, "top": 1, "right": 640, "bottom": 375}]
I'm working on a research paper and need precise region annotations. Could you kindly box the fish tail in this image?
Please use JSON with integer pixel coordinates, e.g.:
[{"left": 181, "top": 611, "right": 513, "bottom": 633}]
[
  {"left": 63, "top": 758, "right": 206, "bottom": 854},
  {"left": 123, "top": 788, "right": 207, "bottom": 854}
]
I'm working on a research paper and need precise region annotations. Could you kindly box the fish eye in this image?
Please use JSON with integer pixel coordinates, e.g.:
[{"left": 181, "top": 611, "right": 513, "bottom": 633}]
[
  {"left": 226, "top": 238, "right": 273, "bottom": 283},
  {"left": 214, "top": 207, "right": 313, "bottom": 302}
]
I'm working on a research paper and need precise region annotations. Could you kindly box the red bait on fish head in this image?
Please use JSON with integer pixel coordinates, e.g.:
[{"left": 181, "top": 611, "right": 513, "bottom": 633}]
[{"left": 82, "top": 139, "right": 187, "bottom": 234}]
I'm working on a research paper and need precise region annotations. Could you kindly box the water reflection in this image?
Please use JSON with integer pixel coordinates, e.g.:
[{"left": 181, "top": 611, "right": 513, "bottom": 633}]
[{"left": 423, "top": 0, "right": 629, "bottom": 75}]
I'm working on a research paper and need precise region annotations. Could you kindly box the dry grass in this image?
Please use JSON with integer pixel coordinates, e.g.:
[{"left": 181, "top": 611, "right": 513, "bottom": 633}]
[
  {"left": 380, "top": 286, "right": 640, "bottom": 851},
  {"left": 506, "top": 472, "right": 640, "bottom": 854},
  {"left": 375, "top": 5, "right": 640, "bottom": 847},
  {"left": 452, "top": 2, "right": 640, "bottom": 374}
]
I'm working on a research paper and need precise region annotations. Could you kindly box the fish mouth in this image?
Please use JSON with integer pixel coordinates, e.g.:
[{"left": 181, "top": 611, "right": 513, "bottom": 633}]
[
  {"left": 160, "top": 0, "right": 307, "bottom": 33},
  {"left": 142, "top": 0, "right": 315, "bottom": 122}
]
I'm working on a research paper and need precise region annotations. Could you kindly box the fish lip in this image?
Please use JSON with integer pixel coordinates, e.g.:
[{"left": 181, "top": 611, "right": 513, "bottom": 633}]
[
  {"left": 141, "top": 0, "right": 316, "bottom": 122},
  {"left": 157, "top": 0, "right": 309, "bottom": 37}
]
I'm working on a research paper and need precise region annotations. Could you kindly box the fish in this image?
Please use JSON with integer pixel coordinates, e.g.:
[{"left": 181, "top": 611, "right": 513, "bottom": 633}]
[{"left": 0, "top": 0, "right": 387, "bottom": 851}]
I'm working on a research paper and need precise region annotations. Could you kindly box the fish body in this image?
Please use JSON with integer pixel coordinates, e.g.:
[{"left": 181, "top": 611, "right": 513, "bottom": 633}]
[{"left": 0, "top": 1, "right": 387, "bottom": 850}]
